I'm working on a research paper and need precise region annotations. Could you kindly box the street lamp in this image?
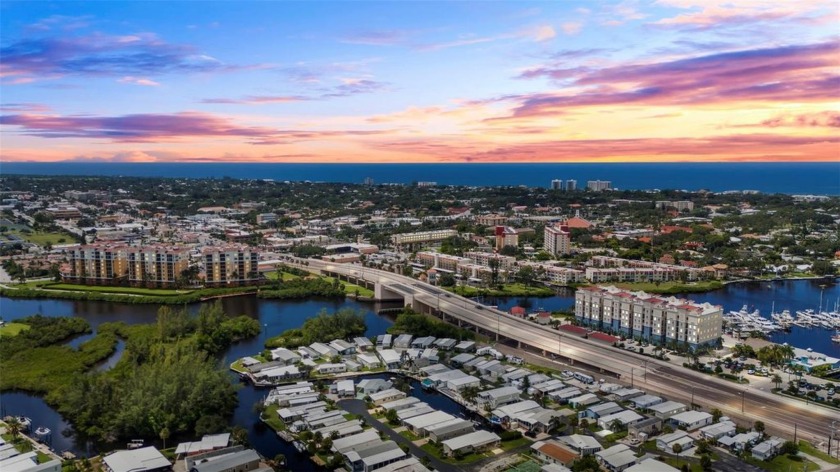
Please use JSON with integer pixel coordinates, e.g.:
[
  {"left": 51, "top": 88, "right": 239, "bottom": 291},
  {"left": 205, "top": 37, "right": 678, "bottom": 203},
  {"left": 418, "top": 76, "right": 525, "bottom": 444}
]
[{"left": 740, "top": 390, "right": 746, "bottom": 413}]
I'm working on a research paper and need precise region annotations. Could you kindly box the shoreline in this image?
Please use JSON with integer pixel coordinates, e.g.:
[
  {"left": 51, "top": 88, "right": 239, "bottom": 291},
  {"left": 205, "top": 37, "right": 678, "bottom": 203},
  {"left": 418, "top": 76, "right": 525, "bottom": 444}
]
[{"left": 1, "top": 275, "right": 835, "bottom": 303}]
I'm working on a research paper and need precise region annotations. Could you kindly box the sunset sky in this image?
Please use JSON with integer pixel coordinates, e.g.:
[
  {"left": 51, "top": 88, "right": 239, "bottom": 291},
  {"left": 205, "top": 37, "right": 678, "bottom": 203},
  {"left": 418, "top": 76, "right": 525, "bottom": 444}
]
[{"left": 1, "top": 1, "right": 838, "bottom": 163}]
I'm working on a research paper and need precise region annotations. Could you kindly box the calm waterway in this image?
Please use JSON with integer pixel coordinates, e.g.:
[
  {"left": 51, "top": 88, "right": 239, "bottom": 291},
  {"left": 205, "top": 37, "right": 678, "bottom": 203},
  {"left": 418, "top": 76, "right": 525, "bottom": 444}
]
[{"left": 1, "top": 278, "right": 837, "bottom": 460}]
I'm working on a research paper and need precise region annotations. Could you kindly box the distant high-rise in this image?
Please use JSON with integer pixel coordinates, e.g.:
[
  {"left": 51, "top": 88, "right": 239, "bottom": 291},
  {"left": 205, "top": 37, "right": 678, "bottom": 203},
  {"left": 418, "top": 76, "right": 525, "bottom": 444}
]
[
  {"left": 566, "top": 180, "right": 577, "bottom": 191},
  {"left": 586, "top": 180, "right": 612, "bottom": 191},
  {"left": 551, "top": 179, "right": 562, "bottom": 190},
  {"left": 364, "top": 177, "right": 374, "bottom": 186}
]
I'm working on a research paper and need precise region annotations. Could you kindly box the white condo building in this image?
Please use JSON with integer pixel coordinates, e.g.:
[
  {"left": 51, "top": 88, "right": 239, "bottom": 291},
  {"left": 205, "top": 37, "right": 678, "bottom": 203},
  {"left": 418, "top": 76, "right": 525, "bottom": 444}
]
[
  {"left": 575, "top": 285, "right": 722, "bottom": 347},
  {"left": 544, "top": 225, "right": 571, "bottom": 256}
]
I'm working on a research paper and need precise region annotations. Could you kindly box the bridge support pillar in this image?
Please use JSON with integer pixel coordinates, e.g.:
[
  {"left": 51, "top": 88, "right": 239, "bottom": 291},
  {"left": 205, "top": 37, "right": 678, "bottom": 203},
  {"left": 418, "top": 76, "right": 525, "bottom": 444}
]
[{"left": 517, "top": 341, "right": 521, "bottom": 349}]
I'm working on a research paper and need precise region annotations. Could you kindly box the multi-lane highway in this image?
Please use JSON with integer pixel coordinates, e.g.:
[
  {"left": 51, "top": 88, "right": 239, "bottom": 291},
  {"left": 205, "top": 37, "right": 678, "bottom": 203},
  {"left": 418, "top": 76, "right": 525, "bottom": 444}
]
[{"left": 283, "top": 257, "right": 839, "bottom": 442}]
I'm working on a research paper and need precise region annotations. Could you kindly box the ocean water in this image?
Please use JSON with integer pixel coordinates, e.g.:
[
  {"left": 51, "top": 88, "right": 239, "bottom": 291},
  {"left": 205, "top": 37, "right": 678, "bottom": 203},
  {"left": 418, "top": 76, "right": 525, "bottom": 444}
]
[{"left": 2, "top": 162, "right": 839, "bottom": 195}]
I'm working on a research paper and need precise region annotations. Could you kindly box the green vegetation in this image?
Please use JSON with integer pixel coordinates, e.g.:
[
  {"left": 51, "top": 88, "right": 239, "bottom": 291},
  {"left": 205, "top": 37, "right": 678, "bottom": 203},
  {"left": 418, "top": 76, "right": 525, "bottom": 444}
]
[
  {"left": 1, "top": 302, "right": 258, "bottom": 444},
  {"left": 612, "top": 280, "right": 724, "bottom": 294},
  {"left": 0, "top": 322, "right": 30, "bottom": 337},
  {"left": 321, "top": 276, "right": 375, "bottom": 298},
  {"left": 43, "top": 283, "right": 192, "bottom": 296},
  {"left": 265, "top": 271, "right": 302, "bottom": 281},
  {"left": 0, "top": 285, "right": 257, "bottom": 304},
  {"left": 387, "top": 307, "right": 475, "bottom": 340},
  {"left": 744, "top": 454, "right": 819, "bottom": 472},
  {"left": 798, "top": 441, "right": 840, "bottom": 465},
  {"left": 259, "top": 277, "right": 346, "bottom": 300},
  {"left": 447, "top": 283, "right": 554, "bottom": 297},
  {"left": 262, "top": 404, "right": 286, "bottom": 432},
  {"left": 8, "top": 229, "right": 71, "bottom": 247},
  {"left": 265, "top": 308, "right": 366, "bottom": 348},
  {"left": 0, "top": 315, "right": 110, "bottom": 392}
]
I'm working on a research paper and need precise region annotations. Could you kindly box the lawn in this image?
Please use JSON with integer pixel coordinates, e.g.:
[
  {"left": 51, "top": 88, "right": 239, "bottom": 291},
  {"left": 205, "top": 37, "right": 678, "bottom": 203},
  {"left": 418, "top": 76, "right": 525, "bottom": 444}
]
[
  {"left": 265, "top": 271, "right": 301, "bottom": 281},
  {"left": 8, "top": 229, "right": 73, "bottom": 247},
  {"left": 0, "top": 322, "right": 30, "bottom": 337},
  {"left": 662, "top": 457, "right": 703, "bottom": 472},
  {"left": 507, "top": 461, "right": 542, "bottom": 472},
  {"left": 419, "top": 442, "right": 489, "bottom": 464},
  {"left": 798, "top": 441, "right": 840, "bottom": 465},
  {"left": 42, "top": 283, "right": 193, "bottom": 296},
  {"left": 321, "top": 276, "right": 375, "bottom": 297},
  {"left": 262, "top": 404, "right": 286, "bottom": 431},
  {"left": 500, "top": 437, "right": 532, "bottom": 451},
  {"left": 399, "top": 430, "right": 420, "bottom": 441},
  {"left": 744, "top": 454, "right": 819, "bottom": 472}
]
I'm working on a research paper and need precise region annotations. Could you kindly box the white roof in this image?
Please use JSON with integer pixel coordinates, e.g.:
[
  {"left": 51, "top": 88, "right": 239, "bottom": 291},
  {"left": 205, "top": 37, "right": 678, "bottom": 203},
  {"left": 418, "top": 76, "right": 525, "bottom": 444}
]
[
  {"left": 370, "top": 388, "right": 405, "bottom": 401},
  {"left": 670, "top": 410, "right": 712, "bottom": 424},
  {"left": 404, "top": 411, "right": 456, "bottom": 430},
  {"left": 103, "top": 447, "right": 171, "bottom": 472},
  {"left": 332, "top": 430, "right": 382, "bottom": 453},
  {"left": 648, "top": 400, "right": 686, "bottom": 413},
  {"left": 560, "top": 434, "right": 601, "bottom": 451},
  {"left": 378, "top": 349, "right": 401, "bottom": 363},
  {"left": 442, "top": 430, "right": 500, "bottom": 450},
  {"left": 599, "top": 410, "right": 642, "bottom": 425},
  {"left": 625, "top": 458, "right": 679, "bottom": 472},
  {"left": 174, "top": 433, "right": 230, "bottom": 454}
]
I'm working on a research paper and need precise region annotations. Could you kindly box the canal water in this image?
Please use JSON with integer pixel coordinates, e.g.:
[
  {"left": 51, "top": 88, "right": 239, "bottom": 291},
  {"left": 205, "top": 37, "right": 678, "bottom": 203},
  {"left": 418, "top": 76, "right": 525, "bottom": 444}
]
[{"left": 1, "top": 278, "right": 837, "bottom": 461}]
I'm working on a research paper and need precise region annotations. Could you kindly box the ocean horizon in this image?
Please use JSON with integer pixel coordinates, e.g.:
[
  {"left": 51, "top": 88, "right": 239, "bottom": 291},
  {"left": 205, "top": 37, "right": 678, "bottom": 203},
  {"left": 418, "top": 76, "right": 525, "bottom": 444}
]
[{"left": 2, "top": 162, "right": 839, "bottom": 195}]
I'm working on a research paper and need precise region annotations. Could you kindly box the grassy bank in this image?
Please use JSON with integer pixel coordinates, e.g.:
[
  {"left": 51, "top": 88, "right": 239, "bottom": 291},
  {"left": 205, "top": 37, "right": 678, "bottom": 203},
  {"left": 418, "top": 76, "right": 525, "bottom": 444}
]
[
  {"left": 43, "top": 283, "right": 192, "bottom": 296},
  {"left": 321, "top": 276, "right": 375, "bottom": 298},
  {"left": 0, "top": 285, "right": 257, "bottom": 304},
  {"left": 0, "top": 322, "right": 31, "bottom": 337},
  {"left": 446, "top": 283, "right": 555, "bottom": 297},
  {"left": 744, "top": 454, "right": 819, "bottom": 472}
]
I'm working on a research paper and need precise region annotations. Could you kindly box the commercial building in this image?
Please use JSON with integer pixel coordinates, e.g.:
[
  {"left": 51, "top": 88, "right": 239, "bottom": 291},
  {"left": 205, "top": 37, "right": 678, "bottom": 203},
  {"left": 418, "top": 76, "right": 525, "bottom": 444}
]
[
  {"left": 203, "top": 245, "right": 260, "bottom": 287},
  {"left": 575, "top": 285, "right": 722, "bottom": 347},
  {"left": 476, "top": 214, "right": 508, "bottom": 226},
  {"left": 544, "top": 225, "right": 571, "bottom": 256}
]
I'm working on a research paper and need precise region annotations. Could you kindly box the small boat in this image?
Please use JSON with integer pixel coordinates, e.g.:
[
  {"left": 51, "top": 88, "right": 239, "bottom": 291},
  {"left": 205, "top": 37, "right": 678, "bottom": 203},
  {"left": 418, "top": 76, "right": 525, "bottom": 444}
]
[
  {"left": 34, "top": 426, "right": 51, "bottom": 440},
  {"left": 15, "top": 416, "right": 32, "bottom": 431},
  {"left": 126, "top": 439, "right": 144, "bottom": 450},
  {"left": 293, "top": 440, "right": 307, "bottom": 453},
  {"left": 832, "top": 332, "right": 840, "bottom": 343}
]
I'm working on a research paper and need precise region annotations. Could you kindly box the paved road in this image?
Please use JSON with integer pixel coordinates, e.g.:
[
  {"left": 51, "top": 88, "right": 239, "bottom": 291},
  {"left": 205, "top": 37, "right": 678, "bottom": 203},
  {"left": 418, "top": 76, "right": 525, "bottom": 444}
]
[
  {"left": 338, "top": 399, "right": 463, "bottom": 472},
  {"left": 289, "top": 258, "right": 839, "bottom": 442}
]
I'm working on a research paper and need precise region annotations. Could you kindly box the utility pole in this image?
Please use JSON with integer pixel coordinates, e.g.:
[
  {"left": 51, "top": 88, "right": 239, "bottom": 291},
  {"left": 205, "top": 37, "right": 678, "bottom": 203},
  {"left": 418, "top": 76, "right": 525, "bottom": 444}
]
[{"left": 741, "top": 390, "right": 746, "bottom": 413}]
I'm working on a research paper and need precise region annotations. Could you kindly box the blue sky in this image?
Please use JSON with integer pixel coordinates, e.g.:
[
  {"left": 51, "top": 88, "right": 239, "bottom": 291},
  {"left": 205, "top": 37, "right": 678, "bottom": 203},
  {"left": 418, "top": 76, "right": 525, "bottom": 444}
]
[{"left": 1, "top": 1, "right": 837, "bottom": 163}]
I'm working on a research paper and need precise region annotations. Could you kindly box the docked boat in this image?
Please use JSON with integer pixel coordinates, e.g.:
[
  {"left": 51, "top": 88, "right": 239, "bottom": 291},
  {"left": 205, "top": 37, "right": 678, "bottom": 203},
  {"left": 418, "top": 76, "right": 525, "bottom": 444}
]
[
  {"left": 14, "top": 416, "right": 32, "bottom": 431},
  {"left": 34, "top": 426, "right": 51, "bottom": 441},
  {"left": 832, "top": 332, "right": 840, "bottom": 343}
]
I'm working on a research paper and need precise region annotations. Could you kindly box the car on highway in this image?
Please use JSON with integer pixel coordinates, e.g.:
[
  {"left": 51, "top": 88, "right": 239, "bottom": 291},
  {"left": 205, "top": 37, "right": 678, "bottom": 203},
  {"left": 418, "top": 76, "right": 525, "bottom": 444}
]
[{"left": 475, "top": 305, "right": 484, "bottom": 310}]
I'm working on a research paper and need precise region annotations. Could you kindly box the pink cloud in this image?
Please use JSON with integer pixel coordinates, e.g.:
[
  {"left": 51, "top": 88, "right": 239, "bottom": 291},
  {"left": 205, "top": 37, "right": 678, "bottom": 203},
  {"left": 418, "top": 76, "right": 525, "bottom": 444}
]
[{"left": 118, "top": 76, "right": 160, "bottom": 86}]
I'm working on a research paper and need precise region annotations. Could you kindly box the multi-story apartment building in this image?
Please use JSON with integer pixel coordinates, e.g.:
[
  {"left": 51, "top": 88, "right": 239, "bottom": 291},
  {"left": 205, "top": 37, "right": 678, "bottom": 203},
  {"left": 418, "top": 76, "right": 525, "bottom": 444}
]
[
  {"left": 66, "top": 243, "right": 129, "bottom": 284},
  {"left": 127, "top": 245, "right": 190, "bottom": 288},
  {"left": 586, "top": 180, "right": 612, "bottom": 191},
  {"left": 575, "top": 285, "right": 722, "bottom": 347},
  {"left": 655, "top": 201, "right": 695, "bottom": 212},
  {"left": 551, "top": 179, "right": 563, "bottom": 190},
  {"left": 566, "top": 180, "right": 577, "bottom": 191},
  {"left": 587, "top": 256, "right": 703, "bottom": 282},
  {"left": 203, "top": 245, "right": 261, "bottom": 287},
  {"left": 464, "top": 251, "right": 516, "bottom": 270},
  {"left": 494, "top": 226, "right": 519, "bottom": 251},
  {"left": 544, "top": 225, "right": 571, "bottom": 256},
  {"left": 475, "top": 214, "right": 508, "bottom": 227},
  {"left": 391, "top": 229, "right": 458, "bottom": 246}
]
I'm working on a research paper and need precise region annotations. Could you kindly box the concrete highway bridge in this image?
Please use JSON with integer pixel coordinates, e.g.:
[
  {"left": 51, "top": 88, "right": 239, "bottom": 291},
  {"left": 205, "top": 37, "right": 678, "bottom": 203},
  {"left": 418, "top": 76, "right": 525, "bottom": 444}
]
[{"left": 280, "top": 257, "right": 839, "bottom": 444}]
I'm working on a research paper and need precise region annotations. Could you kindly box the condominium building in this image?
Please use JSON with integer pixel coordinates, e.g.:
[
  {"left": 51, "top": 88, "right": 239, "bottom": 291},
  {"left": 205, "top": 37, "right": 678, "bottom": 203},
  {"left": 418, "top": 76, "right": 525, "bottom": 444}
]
[
  {"left": 464, "top": 251, "right": 516, "bottom": 270},
  {"left": 544, "top": 225, "right": 571, "bottom": 256},
  {"left": 566, "top": 180, "right": 577, "bottom": 191},
  {"left": 655, "top": 201, "right": 695, "bottom": 212},
  {"left": 494, "top": 226, "right": 518, "bottom": 251},
  {"left": 575, "top": 285, "right": 722, "bottom": 347},
  {"left": 128, "top": 245, "right": 190, "bottom": 288},
  {"left": 203, "top": 245, "right": 261, "bottom": 287},
  {"left": 66, "top": 243, "right": 129, "bottom": 284},
  {"left": 475, "top": 214, "right": 508, "bottom": 227},
  {"left": 391, "top": 229, "right": 458, "bottom": 246},
  {"left": 586, "top": 256, "right": 703, "bottom": 282},
  {"left": 551, "top": 179, "right": 563, "bottom": 190},
  {"left": 586, "top": 180, "right": 612, "bottom": 191}
]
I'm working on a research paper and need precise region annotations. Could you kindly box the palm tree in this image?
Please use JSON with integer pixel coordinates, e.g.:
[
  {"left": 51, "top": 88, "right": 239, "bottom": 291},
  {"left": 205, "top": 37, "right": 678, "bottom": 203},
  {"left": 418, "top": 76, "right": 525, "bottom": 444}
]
[
  {"left": 771, "top": 374, "right": 783, "bottom": 390},
  {"left": 5, "top": 417, "right": 21, "bottom": 440}
]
